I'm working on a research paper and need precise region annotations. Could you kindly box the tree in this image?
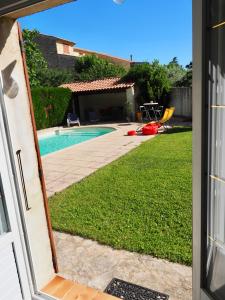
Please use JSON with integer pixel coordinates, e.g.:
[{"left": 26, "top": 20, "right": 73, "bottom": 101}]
[
  {"left": 166, "top": 57, "right": 186, "bottom": 87},
  {"left": 74, "top": 54, "right": 127, "bottom": 81},
  {"left": 123, "top": 60, "right": 171, "bottom": 104},
  {"left": 23, "top": 29, "right": 48, "bottom": 87},
  {"left": 176, "top": 62, "right": 192, "bottom": 87}
]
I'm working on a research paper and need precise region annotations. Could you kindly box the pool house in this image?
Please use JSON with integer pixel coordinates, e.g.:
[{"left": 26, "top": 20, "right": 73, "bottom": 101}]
[{"left": 61, "top": 78, "right": 136, "bottom": 123}]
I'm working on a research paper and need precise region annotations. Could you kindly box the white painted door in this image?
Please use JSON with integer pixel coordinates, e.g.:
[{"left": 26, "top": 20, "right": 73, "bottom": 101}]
[{"left": 0, "top": 116, "right": 31, "bottom": 299}]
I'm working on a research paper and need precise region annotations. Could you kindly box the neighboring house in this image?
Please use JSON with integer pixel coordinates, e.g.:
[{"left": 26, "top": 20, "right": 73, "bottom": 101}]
[
  {"left": 35, "top": 33, "right": 132, "bottom": 71},
  {"left": 61, "top": 78, "right": 136, "bottom": 122},
  {"left": 35, "top": 34, "right": 76, "bottom": 70},
  {"left": 0, "top": 1, "right": 224, "bottom": 300}
]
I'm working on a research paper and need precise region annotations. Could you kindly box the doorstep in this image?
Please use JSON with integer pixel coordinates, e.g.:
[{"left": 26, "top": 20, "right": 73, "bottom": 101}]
[{"left": 42, "top": 275, "right": 118, "bottom": 300}]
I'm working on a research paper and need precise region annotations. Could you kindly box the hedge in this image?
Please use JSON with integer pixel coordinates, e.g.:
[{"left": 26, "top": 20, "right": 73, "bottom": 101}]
[{"left": 31, "top": 87, "right": 72, "bottom": 130}]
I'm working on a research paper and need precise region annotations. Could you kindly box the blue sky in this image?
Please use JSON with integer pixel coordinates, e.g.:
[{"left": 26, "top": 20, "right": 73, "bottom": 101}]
[{"left": 20, "top": 0, "right": 192, "bottom": 66}]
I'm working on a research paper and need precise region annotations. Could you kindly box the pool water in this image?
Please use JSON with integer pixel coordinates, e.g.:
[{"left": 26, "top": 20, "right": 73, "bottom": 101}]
[{"left": 39, "top": 127, "right": 115, "bottom": 156}]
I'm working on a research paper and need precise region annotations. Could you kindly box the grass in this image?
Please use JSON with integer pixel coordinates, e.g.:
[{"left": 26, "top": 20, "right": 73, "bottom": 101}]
[{"left": 49, "top": 127, "right": 192, "bottom": 265}]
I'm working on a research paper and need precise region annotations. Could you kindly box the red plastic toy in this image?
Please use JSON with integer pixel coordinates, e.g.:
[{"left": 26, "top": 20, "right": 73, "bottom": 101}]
[
  {"left": 142, "top": 124, "right": 158, "bottom": 135},
  {"left": 127, "top": 130, "right": 137, "bottom": 136}
]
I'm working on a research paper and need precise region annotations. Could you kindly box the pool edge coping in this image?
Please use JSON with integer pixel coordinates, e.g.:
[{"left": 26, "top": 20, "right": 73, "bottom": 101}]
[{"left": 39, "top": 125, "right": 120, "bottom": 159}]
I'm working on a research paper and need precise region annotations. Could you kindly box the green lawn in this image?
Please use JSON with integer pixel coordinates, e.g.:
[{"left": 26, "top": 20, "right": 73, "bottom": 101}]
[{"left": 49, "top": 127, "right": 192, "bottom": 265}]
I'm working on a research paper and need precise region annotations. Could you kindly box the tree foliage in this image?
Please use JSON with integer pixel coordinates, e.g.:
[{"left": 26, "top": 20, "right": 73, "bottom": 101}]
[
  {"left": 23, "top": 29, "right": 48, "bottom": 87},
  {"left": 37, "top": 69, "right": 74, "bottom": 87},
  {"left": 123, "top": 60, "right": 171, "bottom": 104},
  {"left": 23, "top": 29, "right": 74, "bottom": 87},
  {"left": 74, "top": 54, "right": 127, "bottom": 81},
  {"left": 166, "top": 57, "right": 187, "bottom": 87},
  {"left": 32, "top": 87, "right": 72, "bottom": 130},
  {"left": 176, "top": 62, "right": 192, "bottom": 87}
]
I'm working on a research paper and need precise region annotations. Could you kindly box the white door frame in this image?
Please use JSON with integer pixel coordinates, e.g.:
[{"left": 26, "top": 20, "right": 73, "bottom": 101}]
[
  {"left": 0, "top": 77, "right": 56, "bottom": 300},
  {"left": 0, "top": 94, "right": 32, "bottom": 299}
]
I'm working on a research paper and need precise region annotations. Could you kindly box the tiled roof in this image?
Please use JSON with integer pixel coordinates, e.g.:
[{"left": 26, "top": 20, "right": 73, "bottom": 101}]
[
  {"left": 74, "top": 47, "right": 131, "bottom": 63},
  {"left": 40, "top": 34, "right": 75, "bottom": 46},
  {"left": 61, "top": 78, "right": 135, "bottom": 93}
]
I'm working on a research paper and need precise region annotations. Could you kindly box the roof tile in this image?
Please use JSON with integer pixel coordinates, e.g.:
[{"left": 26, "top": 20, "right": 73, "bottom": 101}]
[{"left": 61, "top": 78, "right": 134, "bottom": 93}]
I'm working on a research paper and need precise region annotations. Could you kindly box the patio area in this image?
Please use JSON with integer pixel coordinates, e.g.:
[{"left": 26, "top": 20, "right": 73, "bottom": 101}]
[
  {"left": 41, "top": 123, "right": 154, "bottom": 197},
  {"left": 54, "top": 231, "right": 192, "bottom": 300}
]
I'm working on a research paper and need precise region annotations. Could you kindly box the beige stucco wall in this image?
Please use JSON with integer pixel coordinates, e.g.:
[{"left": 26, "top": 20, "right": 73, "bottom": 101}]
[
  {"left": 73, "top": 50, "right": 84, "bottom": 57},
  {"left": 56, "top": 41, "right": 74, "bottom": 56},
  {"left": 0, "top": 18, "right": 54, "bottom": 290},
  {"left": 78, "top": 91, "right": 128, "bottom": 121}
]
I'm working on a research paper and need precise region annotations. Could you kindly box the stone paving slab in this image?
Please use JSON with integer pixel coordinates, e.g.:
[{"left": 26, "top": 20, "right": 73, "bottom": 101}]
[
  {"left": 54, "top": 231, "right": 192, "bottom": 300},
  {"left": 40, "top": 123, "right": 154, "bottom": 197}
]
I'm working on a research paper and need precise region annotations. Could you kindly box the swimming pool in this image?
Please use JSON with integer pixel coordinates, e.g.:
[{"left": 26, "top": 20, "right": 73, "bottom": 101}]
[{"left": 38, "top": 127, "right": 115, "bottom": 156}]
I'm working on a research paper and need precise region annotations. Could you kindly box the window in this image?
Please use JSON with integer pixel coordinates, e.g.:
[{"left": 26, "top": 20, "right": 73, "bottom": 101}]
[{"left": 63, "top": 44, "right": 70, "bottom": 54}]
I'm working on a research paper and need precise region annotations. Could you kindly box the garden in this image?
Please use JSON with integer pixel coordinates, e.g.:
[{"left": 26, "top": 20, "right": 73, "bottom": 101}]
[
  {"left": 26, "top": 29, "right": 193, "bottom": 267},
  {"left": 49, "top": 127, "right": 192, "bottom": 266}
]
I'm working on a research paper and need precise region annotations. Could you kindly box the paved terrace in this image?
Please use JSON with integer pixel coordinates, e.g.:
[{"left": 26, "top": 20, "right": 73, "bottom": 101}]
[
  {"left": 54, "top": 232, "right": 192, "bottom": 300},
  {"left": 41, "top": 123, "right": 154, "bottom": 197}
]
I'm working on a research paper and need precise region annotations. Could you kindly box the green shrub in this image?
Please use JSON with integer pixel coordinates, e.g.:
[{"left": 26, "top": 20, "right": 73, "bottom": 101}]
[
  {"left": 37, "top": 69, "right": 74, "bottom": 87},
  {"left": 123, "top": 60, "right": 171, "bottom": 105},
  {"left": 31, "top": 87, "right": 72, "bottom": 130},
  {"left": 74, "top": 54, "right": 127, "bottom": 81}
]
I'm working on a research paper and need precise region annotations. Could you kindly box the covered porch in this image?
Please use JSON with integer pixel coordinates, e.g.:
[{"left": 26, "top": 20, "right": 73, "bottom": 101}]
[{"left": 62, "top": 78, "right": 136, "bottom": 123}]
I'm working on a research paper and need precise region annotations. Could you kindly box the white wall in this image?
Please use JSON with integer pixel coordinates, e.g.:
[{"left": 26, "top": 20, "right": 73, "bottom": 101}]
[
  {"left": 170, "top": 87, "right": 192, "bottom": 118},
  {"left": 0, "top": 18, "right": 55, "bottom": 290}
]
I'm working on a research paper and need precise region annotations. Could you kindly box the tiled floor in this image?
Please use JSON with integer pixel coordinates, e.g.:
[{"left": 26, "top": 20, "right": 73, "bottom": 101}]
[
  {"left": 40, "top": 123, "right": 154, "bottom": 197},
  {"left": 42, "top": 275, "right": 117, "bottom": 300}
]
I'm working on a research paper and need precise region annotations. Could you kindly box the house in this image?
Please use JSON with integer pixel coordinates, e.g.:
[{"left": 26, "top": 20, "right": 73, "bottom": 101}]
[
  {"left": 0, "top": 0, "right": 223, "bottom": 300},
  {"left": 34, "top": 34, "right": 76, "bottom": 70},
  {"left": 61, "top": 77, "right": 136, "bottom": 122},
  {"left": 35, "top": 33, "right": 132, "bottom": 71}
]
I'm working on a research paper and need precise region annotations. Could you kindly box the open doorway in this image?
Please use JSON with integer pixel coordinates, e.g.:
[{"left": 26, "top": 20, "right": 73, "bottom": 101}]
[
  {"left": 18, "top": 1, "right": 193, "bottom": 299},
  {"left": 6, "top": 1, "right": 224, "bottom": 299}
]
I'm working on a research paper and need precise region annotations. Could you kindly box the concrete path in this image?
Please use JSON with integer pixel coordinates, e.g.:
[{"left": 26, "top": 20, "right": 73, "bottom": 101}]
[
  {"left": 54, "top": 232, "right": 192, "bottom": 300},
  {"left": 41, "top": 123, "right": 154, "bottom": 197}
]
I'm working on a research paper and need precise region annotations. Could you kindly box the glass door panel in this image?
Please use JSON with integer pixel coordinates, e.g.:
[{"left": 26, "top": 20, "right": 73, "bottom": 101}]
[
  {"left": 208, "top": 25, "right": 225, "bottom": 107},
  {"left": 208, "top": 0, "right": 225, "bottom": 27},
  {"left": 210, "top": 108, "right": 225, "bottom": 181},
  {"left": 205, "top": 7, "right": 225, "bottom": 299}
]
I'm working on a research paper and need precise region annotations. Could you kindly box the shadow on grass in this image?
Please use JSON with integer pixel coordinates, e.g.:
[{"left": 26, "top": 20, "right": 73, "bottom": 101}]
[{"left": 164, "top": 126, "right": 192, "bottom": 134}]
